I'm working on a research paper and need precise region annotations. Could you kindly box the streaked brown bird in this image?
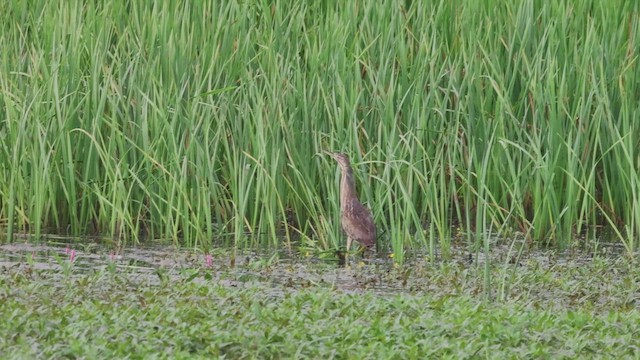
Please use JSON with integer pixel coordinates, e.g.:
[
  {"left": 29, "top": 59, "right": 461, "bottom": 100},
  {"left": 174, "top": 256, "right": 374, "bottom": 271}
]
[{"left": 327, "top": 152, "right": 376, "bottom": 255}]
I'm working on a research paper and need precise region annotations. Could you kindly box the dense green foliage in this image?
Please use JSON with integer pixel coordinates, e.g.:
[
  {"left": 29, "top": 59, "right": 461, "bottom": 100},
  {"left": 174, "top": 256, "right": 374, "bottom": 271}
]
[
  {"left": 1, "top": 250, "right": 639, "bottom": 358},
  {"left": 1, "top": 1, "right": 639, "bottom": 254}
]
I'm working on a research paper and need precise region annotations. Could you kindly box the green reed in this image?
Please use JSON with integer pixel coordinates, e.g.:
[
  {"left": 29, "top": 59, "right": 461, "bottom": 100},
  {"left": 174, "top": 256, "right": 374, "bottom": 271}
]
[{"left": 0, "top": 0, "right": 638, "bottom": 261}]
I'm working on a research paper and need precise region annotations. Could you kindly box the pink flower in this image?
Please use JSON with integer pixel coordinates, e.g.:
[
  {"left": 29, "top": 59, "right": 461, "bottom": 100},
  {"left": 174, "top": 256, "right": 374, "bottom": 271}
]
[
  {"left": 64, "top": 246, "right": 70, "bottom": 255},
  {"left": 205, "top": 254, "right": 213, "bottom": 268},
  {"left": 69, "top": 249, "right": 76, "bottom": 263}
]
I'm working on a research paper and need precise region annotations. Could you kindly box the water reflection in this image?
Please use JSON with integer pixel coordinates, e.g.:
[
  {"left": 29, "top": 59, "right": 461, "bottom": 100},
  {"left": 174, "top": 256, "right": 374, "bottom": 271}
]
[{"left": 0, "top": 238, "right": 634, "bottom": 298}]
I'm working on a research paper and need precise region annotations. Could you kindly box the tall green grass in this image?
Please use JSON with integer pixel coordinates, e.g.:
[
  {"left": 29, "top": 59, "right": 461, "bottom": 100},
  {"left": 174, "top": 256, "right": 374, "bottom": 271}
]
[{"left": 0, "top": 0, "right": 639, "bottom": 259}]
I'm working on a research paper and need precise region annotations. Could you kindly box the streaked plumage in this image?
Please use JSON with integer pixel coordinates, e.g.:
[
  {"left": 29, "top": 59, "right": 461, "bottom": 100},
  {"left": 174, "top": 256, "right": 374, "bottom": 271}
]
[{"left": 327, "top": 152, "right": 376, "bottom": 251}]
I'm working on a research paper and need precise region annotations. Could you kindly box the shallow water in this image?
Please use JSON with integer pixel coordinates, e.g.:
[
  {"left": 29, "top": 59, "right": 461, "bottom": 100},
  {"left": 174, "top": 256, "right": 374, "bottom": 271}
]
[
  {"left": 0, "top": 240, "right": 405, "bottom": 295},
  {"left": 0, "top": 237, "right": 633, "bottom": 299}
]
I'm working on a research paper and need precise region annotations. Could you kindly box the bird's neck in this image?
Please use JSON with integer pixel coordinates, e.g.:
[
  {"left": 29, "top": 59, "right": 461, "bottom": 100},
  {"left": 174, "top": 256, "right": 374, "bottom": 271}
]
[{"left": 340, "top": 167, "right": 357, "bottom": 210}]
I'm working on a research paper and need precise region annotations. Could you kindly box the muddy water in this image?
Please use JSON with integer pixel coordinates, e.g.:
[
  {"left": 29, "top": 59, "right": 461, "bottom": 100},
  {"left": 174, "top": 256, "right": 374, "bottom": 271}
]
[
  {"left": 0, "top": 240, "right": 406, "bottom": 294},
  {"left": 0, "top": 238, "right": 633, "bottom": 299}
]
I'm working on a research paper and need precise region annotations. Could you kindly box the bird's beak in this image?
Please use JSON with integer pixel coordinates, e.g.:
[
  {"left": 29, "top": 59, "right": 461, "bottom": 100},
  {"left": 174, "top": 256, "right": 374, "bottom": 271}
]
[
  {"left": 315, "top": 151, "right": 331, "bottom": 159},
  {"left": 323, "top": 150, "right": 337, "bottom": 159}
]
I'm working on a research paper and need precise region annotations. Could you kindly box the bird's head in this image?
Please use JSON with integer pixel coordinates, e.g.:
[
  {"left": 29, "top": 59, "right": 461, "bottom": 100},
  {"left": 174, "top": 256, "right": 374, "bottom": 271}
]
[{"left": 326, "top": 152, "right": 351, "bottom": 169}]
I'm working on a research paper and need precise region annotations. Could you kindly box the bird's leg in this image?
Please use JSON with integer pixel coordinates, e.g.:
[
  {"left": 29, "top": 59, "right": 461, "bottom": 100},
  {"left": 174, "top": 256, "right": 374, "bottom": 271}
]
[{"left": 346, "top": 236, "right": 352, "bottom": 264}]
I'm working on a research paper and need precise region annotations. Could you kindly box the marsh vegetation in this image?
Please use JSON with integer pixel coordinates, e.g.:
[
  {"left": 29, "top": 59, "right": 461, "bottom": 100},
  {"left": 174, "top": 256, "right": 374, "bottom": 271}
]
[
  {"left": 1, "top": 0, "right": 639, "bottom": 260},
  {"left": 1, "top": 241, "right": 639, "bottom": 358},
  {"left": 1, "top": 0, "right": 640, "bottom": 357}
]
